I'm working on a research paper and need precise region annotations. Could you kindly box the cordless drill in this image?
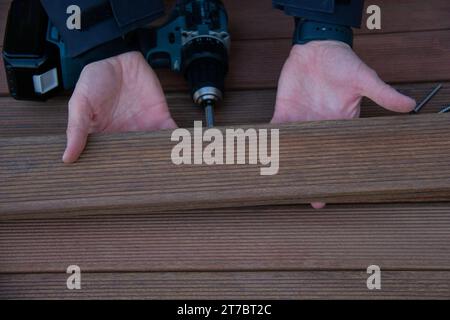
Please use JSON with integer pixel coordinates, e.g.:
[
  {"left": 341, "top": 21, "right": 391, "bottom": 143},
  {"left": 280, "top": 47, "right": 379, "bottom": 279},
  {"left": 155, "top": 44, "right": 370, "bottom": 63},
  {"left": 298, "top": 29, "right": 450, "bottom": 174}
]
[
  {"left": 139, "top": 0, "right": 230, "bottom": 127},
  {"left": 2, "top": 0, "right": 230, "bottom": 127}
]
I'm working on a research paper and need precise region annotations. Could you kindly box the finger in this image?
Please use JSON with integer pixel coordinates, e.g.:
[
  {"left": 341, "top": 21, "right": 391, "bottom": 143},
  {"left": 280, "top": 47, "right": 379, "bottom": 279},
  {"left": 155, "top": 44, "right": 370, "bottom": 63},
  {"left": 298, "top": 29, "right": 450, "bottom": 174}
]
[
  {"left": 159, "top": 117, "right": 179, "bottom": 130},
  {"left": 63, "top": 96, "right": 91, "bottom": 164},
  {"left": 360, "top": 68, "right": 416, "bottom": 113},
  {"left": 311, "top": 202, "right": 327, "bottom": 210}
]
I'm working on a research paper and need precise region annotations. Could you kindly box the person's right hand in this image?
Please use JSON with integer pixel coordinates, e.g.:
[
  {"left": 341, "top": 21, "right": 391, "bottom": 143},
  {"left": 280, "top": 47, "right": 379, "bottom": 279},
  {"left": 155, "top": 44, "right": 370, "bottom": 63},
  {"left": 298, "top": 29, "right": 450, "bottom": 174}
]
[
  {"left": 63, "top": 51, "right": 177, "bottom": 163},
  {"left": 272, "top": 41, "right": 416, "bottom": 209}
]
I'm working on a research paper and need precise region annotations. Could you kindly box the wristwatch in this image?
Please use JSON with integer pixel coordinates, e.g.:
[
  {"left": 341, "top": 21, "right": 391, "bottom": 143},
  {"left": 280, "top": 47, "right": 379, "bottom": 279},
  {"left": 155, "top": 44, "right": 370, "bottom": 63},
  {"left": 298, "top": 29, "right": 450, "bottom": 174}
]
[{"left": 293, "top": 18, "right": 354, "bottom": 47}]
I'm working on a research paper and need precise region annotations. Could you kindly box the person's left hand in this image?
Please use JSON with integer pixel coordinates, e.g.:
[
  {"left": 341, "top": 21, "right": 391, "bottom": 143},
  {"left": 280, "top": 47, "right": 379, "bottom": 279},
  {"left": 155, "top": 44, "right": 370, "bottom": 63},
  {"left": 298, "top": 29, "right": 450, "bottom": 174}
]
[
  {"left": 63, "top": 51, "right": 177, "bottom": 163},
  {"left": 272, "top": 41, "right": 416, "bottom": 209}
]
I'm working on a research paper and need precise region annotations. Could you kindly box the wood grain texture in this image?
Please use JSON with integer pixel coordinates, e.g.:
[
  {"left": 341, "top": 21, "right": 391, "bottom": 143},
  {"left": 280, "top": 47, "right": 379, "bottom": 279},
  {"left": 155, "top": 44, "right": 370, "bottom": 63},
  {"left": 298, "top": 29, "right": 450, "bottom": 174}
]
[
  {"left": 1, "top": 271, "right": 449, "bottom": 299},
  {"left": 227, "top": 0, "right": 450, "bottom": 39},
  {"left": 1, "top": 114, "right": 450, "bottom": 219},
  {"left": 0, "top": 82, "right": 448, "bottom": 138},
  {"left": 1, "top": 204, "right": 450, "bottom": 273}
]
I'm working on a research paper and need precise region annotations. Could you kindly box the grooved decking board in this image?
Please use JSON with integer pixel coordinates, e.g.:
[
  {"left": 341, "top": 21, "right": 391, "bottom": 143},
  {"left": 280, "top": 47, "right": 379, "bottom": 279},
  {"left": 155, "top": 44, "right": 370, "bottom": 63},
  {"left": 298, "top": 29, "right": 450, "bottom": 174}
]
[
  {"left": 2, "top": 29, "right": 450, "bottom": 95},
  {"left": 1, "top": 271, "right": 449, "bottom": 299},
  {"left": 0, "top": 82, "right": 448, "bottom": 137},
  {"left": 1, "top": 114, "right": 450, "bottom": 219},
  {"left": 1, "top": 204, "right": 450, "bottom": 273}
]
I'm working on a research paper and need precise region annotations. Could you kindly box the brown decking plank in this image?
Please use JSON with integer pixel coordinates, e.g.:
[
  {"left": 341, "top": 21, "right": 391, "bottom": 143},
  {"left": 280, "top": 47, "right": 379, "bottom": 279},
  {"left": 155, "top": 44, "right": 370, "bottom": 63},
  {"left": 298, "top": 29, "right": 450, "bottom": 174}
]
[
  {"left": 1, "top": 204, "right": 450, "bottom": 273},
  {"left": 1, "top": 114, "right": 450, "bottom": 219},
  {"left": 228, "top": 0, "right": 450, "bottom": 39},
  {"left": 1, "top": 271, "right": 449, "bottom": 299}
]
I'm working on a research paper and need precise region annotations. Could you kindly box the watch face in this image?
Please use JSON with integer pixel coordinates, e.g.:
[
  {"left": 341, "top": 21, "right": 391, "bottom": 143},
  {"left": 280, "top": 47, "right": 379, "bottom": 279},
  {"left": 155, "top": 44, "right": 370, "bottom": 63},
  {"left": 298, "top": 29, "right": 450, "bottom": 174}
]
[{"left": 4, "top": 0, "right": 49, "bottom": 58}]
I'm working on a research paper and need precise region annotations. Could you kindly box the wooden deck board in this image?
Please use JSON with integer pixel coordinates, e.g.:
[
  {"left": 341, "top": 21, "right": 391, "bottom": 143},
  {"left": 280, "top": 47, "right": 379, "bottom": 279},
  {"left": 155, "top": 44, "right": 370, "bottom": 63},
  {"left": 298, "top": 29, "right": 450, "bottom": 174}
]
[
  {"left": 1, "top": 271, "right": 449, "bottom": 299},
  {"left": 1, "top": 204, "right": 450, "bottom": 273},
  {"left": 228, "top": 0, "right": 450, "bottom": 39},
  {"left": 1, "top": 114, "right": 450, "bottom": 219},
  {"left": 0, "top": 82, "right": 448, "bottom": 137}
]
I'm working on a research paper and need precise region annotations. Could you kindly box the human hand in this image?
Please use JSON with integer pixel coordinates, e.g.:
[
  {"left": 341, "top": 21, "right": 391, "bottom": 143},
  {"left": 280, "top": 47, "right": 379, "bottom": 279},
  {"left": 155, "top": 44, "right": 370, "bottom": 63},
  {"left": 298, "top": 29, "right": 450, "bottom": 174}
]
[
  {"left": 272, "top": 41, "right": 416, "bottom": 209},
  {"left": 63, "top": 51, "right": 177, "bottom": 163}
]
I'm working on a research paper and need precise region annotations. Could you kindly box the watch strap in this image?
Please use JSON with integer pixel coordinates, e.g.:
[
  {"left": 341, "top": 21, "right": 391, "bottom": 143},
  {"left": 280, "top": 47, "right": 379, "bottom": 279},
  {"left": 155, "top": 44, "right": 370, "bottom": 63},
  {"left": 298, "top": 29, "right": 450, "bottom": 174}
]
[{"left": 293, "top": 19, "right": 353, "bottom": 47}]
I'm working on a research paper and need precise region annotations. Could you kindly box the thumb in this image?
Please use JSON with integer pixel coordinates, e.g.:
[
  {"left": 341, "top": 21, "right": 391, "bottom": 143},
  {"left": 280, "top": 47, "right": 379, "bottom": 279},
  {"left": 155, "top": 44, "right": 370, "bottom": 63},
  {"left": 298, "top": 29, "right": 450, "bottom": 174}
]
[
  {"left": 63, "top": 96, "right": 91, "bottom": 164},
  {"left": 360, "top": 67, "right": 416, "bottom": 113}
]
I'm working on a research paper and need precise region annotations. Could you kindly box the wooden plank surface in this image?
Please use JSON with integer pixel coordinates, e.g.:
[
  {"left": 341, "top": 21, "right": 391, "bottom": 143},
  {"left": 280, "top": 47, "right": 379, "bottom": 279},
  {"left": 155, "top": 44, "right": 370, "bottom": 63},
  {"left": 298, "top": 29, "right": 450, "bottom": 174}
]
[
  {"left": 1, "top": 0, "right": 450, "bottom": 301},
  {"left": 228, "top": 0, "right": 450, "bottom": 39},
  {"left": 1, "top": 204, "right": 450, "bottom": 273},
  {"left": 1, "top": 271, "right": 449, "bottom": 299},
  {"left": 0, "top": 82, "right": 448, "bottom": 138},
  {"left": 1, "top": 114, "right": 450, "bottom": 219}
]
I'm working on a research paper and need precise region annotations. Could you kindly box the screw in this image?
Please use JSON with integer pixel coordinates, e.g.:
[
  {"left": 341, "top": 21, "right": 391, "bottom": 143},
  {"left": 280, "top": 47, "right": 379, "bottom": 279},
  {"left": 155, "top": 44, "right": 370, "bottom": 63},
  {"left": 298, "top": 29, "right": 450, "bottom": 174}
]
[
  {"left": 438, "top": 105, "right": 450, "bottom": 114},
  {"left": 411, "top": 83, "right": 443, "bottom": 114}
]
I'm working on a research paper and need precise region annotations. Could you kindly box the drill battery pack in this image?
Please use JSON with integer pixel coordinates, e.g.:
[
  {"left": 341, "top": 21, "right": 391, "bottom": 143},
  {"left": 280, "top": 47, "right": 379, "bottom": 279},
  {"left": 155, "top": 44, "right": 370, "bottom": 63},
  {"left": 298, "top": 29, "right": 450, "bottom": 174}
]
[{"left": 3, "top": 0, "right": 62, "bottom": 100}]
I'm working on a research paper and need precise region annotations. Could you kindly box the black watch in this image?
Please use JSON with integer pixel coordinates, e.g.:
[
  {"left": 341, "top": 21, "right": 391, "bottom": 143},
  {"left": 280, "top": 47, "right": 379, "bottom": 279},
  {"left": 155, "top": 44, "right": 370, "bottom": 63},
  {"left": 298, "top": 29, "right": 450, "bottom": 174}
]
[{"left": 293, "top": 18, "right": 354, "bottom": 47}]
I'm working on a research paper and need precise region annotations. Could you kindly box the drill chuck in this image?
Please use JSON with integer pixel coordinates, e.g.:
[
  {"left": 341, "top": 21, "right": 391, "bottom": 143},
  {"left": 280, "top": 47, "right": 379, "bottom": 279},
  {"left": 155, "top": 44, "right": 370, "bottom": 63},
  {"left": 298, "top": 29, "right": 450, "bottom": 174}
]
[
  {"left": 193, "top": 86, "right": 220, "bottom": 128},
  {"left": 186, "top": 56, "right": 226, "bottom": 104},
  {"left": 185, "top": 54, "right": 226, "bottom": 128},
  {"left": 183, "top": 34, "right": 228, "bottom": 127},
  {"left": 193, "top": 86, "right": 222, "bottom": 105}
]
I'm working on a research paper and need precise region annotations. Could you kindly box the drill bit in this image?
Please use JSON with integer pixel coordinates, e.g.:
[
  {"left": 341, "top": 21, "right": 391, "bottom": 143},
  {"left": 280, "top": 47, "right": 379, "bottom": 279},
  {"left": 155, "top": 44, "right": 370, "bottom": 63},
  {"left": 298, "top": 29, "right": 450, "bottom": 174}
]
[
  {"left": 203, "top": 100, "right": 215, "bottom": 128},
  {"left": 411, "top": 83, "right": 443, "bottom": 114}
]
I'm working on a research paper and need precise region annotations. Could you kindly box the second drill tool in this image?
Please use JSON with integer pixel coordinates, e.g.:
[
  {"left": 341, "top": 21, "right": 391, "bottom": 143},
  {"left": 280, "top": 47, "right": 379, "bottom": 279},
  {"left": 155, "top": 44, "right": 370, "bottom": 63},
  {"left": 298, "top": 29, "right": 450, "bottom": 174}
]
[{"left": 2, "top": 0, "right": 230, "bottom": 128}]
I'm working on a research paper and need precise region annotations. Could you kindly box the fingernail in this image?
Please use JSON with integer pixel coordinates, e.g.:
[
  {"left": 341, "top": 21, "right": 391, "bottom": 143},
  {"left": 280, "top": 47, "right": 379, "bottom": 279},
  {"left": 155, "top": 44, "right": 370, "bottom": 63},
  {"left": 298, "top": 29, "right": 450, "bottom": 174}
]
[
  {"left": 62, "top": 150, "right": 69, "bottom": 163},
  {"left": 311, "top": 202, "right": 327, "bottom": 210}
]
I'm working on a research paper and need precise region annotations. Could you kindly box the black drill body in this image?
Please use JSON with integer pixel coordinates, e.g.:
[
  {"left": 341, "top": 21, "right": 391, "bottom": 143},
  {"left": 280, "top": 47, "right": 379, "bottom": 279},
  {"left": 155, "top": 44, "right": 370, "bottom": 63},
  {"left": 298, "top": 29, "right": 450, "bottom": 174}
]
[{"left": 139, "top": 0, "right": 230, "bottom": 127}]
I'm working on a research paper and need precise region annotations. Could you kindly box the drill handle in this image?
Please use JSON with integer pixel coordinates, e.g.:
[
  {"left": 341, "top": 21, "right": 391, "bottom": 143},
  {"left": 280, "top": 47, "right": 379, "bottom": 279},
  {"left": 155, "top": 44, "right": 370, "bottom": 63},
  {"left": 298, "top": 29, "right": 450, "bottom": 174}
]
[
  {"left": 136, "top": 16, "right": 183, "bottom": 72},
  {"left": 135, "top": 28, "right": 170, "bottom": 69}
]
